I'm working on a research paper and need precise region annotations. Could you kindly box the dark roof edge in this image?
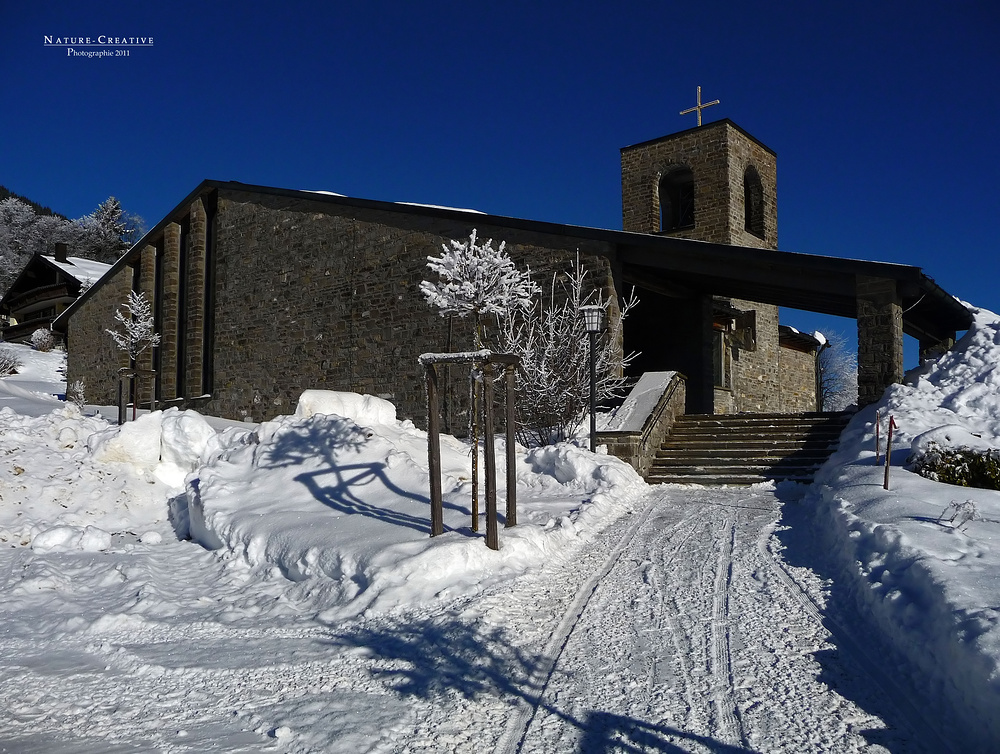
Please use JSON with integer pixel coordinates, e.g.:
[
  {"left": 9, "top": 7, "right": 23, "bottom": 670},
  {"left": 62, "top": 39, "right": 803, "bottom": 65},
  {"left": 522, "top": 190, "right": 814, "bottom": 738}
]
[
  {"left": 917, "top": 272, "right": 974, "bottom": 329},
  {"left": 620, "top": 118, "right": 776, "bottom": 157},
  {"left": 54, "top": 179, "right": 967, "bottom": 331},
  {"left": 777, "top": 324, "right": 822, "bottom": 350},
  {"left": 54, "top": 180, "right": 219, "bottom": 331},
  {"left": 1, "top": 253, "right": 80, "bottom": 313}
]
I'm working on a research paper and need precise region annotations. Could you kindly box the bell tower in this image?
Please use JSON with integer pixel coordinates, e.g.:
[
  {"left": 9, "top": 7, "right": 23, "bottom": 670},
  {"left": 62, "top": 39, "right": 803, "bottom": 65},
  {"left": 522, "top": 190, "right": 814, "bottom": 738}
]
[
  {"left": 620, "top": 118, "right": 778, "bottom": 250},
  {"left": 620, "top": 117, "right": 785, "bottom": 414}
]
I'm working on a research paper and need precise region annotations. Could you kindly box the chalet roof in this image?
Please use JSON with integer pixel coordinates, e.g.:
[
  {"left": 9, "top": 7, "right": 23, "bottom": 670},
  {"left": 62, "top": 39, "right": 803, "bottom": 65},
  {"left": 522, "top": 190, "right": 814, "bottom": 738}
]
[
  {"left": 54, "top": 179, "right": 973, "bottom": 346},
  {"left": 1, "top": 253, "right": 112, "bottom": 314},
  {"left": 47, "top": 256, "right": 112, "bottom": 287}
]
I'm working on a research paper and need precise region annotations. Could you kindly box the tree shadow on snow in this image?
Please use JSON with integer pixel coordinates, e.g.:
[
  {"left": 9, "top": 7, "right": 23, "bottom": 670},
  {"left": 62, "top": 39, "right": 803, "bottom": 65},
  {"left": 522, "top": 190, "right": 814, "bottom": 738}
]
[
  {"left": 771, "top": 484, "right": 942, "bottom": 753},
  {"left": 327, "top": 615, "right": 757, "bottom": 753},
  {"left": 254, "top": 415, "right": 468, "bottom": 536}
]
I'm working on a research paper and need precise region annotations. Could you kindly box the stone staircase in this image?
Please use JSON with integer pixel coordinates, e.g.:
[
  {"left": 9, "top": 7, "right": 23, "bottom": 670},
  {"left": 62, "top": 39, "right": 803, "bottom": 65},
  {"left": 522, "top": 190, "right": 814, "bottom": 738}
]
[{"left": 646, "top": 412, "right": 853, "bottom": 486}]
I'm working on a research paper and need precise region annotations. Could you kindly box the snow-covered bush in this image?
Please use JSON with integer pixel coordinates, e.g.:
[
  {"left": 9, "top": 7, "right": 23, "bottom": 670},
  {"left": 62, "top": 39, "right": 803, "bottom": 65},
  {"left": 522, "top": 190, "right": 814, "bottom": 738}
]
[
  {"left": 909, "top": 442, "right": 1000, "bottom": 490},
  {"left": 497, "top": 254, "right": 638, "bottom": 446},
  {"left": 30, "top": 328, "right": 54, "bottom": 352},
  {"left": 68, "top": 379, "right": 86, "bottom": 410},
  {"left": 0, "top": 347, "right": 21, "bottom": 376},
  {"left": 106, "top": 290, "right": 160, "bottom": 361}
]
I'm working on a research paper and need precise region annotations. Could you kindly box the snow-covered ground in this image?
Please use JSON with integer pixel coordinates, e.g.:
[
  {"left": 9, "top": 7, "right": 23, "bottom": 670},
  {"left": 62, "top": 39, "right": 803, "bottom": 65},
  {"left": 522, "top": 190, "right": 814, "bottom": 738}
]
[{"left": 1, "top": 308, "right": 1000, "bottom": 751}]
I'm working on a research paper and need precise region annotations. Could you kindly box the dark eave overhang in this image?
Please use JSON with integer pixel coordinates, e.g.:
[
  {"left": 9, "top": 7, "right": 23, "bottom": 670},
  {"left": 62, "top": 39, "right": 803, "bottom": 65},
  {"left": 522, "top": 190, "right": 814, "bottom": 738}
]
[{"left": 54, "top": 180, "right": 974, "bottom": 346}]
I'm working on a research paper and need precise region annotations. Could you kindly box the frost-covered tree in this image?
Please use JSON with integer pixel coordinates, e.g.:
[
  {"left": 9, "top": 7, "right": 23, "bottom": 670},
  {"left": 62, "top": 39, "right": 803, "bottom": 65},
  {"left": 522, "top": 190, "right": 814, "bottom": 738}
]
[
  {"left": 420, "top": 229, "right": 539, "bottom": 347},
  {"left": 107, "top": 291, "right": 160, "bottom": 421},
  {"left": 77, "top": 197, "right": 143, "bottom": 263},
  {"left": 68, "top": 378, "right": 87, "bottom": 411},
  {"left": 817, "top": 330, "right": 858, "bottom": 411},
  {"left": 106, "top": 290, "right": 160, "bottom": 362},
  {"left": 0, "top": 194, "right": 144, "bottom": 295},
  {"left": 421, "top": 230, "right": 540, "bottom": 525},
  {"left": 496, "top": 254, "right": 638, "bottom": 446}
]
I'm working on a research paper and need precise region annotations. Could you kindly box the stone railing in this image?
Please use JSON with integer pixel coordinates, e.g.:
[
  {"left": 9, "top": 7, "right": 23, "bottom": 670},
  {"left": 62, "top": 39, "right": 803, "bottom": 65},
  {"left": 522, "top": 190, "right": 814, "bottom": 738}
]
[{"left": 596, "top": 371, "right": 686, "bottom": 478}]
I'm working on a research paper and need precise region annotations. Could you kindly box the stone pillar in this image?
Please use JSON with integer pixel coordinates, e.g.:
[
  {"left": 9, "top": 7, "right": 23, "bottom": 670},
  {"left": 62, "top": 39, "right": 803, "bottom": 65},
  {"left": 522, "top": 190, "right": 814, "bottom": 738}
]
[
  {"left": 919, "top": 334, "right": 956, "bottom": 364},
  {"left": 856, "top": 275, "right": 904, "bottom": 407},
  {"left": 136, "top": 244, "right": 157, "bottom": 406},
  {"left": 185, "top": 199, "right": 207, "bottom": 396},
  {"left": 160, "top": 223, "right": 181, "bottom": 400}
]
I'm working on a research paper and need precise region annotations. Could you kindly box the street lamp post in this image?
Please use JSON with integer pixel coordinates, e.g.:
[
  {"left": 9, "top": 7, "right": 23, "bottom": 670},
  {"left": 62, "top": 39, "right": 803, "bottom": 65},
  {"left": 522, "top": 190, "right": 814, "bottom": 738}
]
[{"left": 580, "top": 305, "right": 606, "bottom": 452}]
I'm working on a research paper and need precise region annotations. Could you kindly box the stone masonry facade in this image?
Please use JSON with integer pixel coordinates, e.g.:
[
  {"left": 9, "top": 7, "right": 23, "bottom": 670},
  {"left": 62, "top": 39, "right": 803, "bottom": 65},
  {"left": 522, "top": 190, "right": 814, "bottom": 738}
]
[
  {"left": 65, "top": 265, "right": 131, "bottom": 400},
  {"left": 620, "top": 119, "right": 800, "bottom": 414},
  {"left": 778, "top": 344, "right": 818, "bottom": 412},
  {"left": 66, "top": 188, "right": 617, "bottom": 427},
  {"left": 621, "top": 119, "right": 778, "bottom": 248}
]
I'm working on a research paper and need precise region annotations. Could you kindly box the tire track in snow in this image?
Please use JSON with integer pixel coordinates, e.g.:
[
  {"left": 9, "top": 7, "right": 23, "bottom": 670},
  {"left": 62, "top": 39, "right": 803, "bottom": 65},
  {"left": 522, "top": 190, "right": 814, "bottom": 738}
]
[
  {"left": 708, "top": 516, "right": 747, "bottom": 748},
  {"left": 494, "top": 496, "right": 660, "bottom": 754},
  {"left": 640, "top": 513, "right": 704, "bottom": 719}
]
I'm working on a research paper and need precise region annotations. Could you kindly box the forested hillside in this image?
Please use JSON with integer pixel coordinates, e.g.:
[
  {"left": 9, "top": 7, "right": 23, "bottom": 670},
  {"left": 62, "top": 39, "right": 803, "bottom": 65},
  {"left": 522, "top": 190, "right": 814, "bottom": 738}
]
[{"left": 0, "top": 187, "right": 143, "bottom": 295}]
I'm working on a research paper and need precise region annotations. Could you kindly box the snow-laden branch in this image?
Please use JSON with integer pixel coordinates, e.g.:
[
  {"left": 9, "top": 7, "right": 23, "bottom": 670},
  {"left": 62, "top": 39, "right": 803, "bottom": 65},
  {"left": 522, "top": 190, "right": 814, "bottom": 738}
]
[{"left": 106, "top": 290, "right": 161, "bottom": 362}]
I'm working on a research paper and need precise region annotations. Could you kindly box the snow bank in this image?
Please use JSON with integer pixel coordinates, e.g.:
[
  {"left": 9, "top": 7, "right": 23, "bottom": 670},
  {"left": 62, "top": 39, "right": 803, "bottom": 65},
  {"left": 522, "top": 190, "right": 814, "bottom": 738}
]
[
  {"left": 294, "top": 389, "right": 396, "bottom": 425},
  {"left": 183, "top": 390, "right": 646, "bottom": 620},
  {"left": 812, "top": 305, "right": 1000, "bottom": 749},
  {"left": 0, "top": 403, "right": 228, "bottom": 551}
]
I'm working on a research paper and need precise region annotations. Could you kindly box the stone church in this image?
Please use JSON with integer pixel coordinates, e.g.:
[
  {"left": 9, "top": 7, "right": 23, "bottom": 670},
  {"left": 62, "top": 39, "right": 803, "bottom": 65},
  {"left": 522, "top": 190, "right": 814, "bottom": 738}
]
[{"left": 55, "top": 119, "right": 970, "bottom": 428}]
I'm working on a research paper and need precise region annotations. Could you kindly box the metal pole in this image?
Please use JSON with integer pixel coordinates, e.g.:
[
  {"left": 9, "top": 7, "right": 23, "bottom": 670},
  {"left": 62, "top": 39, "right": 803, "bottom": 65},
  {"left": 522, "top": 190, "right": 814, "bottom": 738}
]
[{"left": 589, "top": 330, "right": 597, "bottom": 452}]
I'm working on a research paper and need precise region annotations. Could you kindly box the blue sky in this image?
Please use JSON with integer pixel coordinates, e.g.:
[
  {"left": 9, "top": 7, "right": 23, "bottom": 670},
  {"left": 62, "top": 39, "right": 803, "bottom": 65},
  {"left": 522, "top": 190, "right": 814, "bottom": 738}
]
[{"left": 2, "top": 1, "right": 997, "bottom": 362}]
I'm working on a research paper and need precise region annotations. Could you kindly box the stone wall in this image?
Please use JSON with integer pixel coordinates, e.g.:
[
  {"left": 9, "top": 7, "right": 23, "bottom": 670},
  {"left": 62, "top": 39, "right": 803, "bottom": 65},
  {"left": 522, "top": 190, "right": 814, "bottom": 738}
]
[
  {"left": 728, "top": 299, "right": 782, "bottom": 412},
  {"left": 856, "top": 275, "right": 903, "bottom": 407},
  {"left": 621, "top": 120, "right": 778, "bottom": 249},
  {"left": 597, "top": 373, "right": 686, "bottom": 477},
  {"left": 778, "top": 346, "right": 817, "bottom": 412},
  {"left": 68, "top": 189, "right": 620, "bottom": 427},
  {"left": 204, "top": 197, "right": 617, "bottom": 424},
  {"left": 65, "top": 266, "right": 132, "bottom": 406}
]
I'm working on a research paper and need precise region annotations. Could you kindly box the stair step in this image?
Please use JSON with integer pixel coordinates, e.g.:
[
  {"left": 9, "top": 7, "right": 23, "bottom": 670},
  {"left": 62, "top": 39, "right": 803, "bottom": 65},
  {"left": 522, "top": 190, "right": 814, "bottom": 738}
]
[{"left": 647, "top": 411, "right": 852, "bottom": 486}]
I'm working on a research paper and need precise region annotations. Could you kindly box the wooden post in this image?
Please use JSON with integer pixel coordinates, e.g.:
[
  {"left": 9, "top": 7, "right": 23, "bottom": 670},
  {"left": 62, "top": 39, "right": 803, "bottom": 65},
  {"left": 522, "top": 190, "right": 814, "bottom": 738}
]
[
  {"left": 883, "top": 415, "right": 896, "bottom": 490},
  {"left": 505, "top": 363, "right": 517, "bottom": 527},
  {"left": 117, "top": 368, "right": 127, "bottom": 425},
  {"left": 482, "top": 362, "right": 499, "bottom": 551},
  {"left": 426, "top": 364, "right": 443, "bottom": 536},
  {"left": 470, "top": 373, "right": 479, "bottom": 533},
  {"left": 420, "top": 351, "right": 519, "bottom": 546}
]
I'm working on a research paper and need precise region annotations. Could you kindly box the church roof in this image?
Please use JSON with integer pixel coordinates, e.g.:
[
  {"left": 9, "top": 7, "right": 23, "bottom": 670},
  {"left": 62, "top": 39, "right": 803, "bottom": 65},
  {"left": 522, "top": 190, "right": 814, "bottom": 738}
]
[{"left": 55, "top": 179, "right": 973, "bottom": 346}]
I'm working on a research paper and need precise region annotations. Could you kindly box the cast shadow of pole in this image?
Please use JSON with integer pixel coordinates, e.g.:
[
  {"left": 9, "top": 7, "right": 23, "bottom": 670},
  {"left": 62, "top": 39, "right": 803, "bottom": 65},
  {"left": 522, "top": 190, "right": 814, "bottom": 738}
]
[{"left": 257, "top": 414, "right": 470, "bottom": 536}]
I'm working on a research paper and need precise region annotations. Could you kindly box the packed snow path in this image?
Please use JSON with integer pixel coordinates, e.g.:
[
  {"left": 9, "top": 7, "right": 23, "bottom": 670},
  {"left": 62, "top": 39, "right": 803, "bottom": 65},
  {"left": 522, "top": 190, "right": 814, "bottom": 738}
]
[
  {"left": 0, "top": 485, "right": 951, "bottom": 752},
  {"left": 487, "top": 485, "right": 948, "bottom": 754}
]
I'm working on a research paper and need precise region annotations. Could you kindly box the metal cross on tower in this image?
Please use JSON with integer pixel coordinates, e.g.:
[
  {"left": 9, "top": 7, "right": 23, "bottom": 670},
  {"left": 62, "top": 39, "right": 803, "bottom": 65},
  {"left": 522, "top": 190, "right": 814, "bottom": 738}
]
[{"left": 680, "top": 86, "right": 720, "bottom": 126}]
